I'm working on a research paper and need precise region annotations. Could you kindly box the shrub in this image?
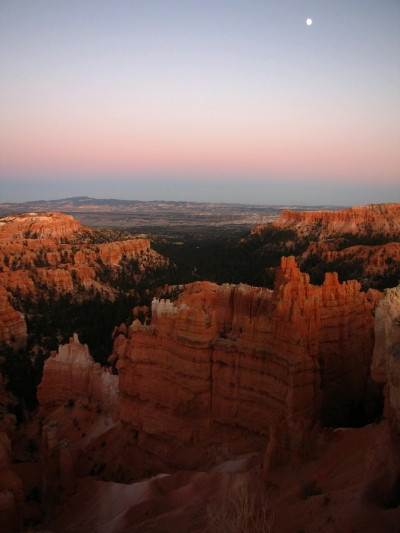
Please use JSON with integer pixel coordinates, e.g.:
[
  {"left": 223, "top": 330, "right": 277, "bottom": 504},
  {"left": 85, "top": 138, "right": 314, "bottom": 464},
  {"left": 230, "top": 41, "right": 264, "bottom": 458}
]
[{"left": 208, "top": 484, "right": 273, "bottom": 533}]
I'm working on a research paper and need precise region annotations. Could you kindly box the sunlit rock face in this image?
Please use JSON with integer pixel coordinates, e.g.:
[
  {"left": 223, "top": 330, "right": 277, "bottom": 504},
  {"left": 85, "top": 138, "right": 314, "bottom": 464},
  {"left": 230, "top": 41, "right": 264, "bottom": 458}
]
[
  {"left": 269, "top": 203, "right": 400, "bottom": 238},
  {"left": 249, "top": 204, "right": 400, "bottom": 293},
  {"left": 304, "top": 240, "right": 400, "bottom": 277},
  {"left": 114, "top": 257, "right": 376, "bottom": 471},
  {"left": 0, "top": 211, "right": 163, "bottom": 300},
  {"left": 0, "top": 212, "right": 87, "bottom": 241}
]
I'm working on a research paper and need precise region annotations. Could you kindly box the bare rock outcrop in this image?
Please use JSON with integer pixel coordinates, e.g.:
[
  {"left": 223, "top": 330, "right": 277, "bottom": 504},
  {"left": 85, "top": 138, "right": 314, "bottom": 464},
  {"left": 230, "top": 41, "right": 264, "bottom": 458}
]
[
  {"left": 36, "top": 335, "right": 121, "bottom": 501},
  {"left": 0, "top": 212, "right": 164, "bottom": 301},
  {"left": 37, "top": 334, "right": 119, "bottom": 419},
  {"left": 114, "top": 257, "right": 376, "bottom": 471},
  {"left": 272, "top": 203, "right": 400, "bottom": 238},
  {"left": 372, "top": 284, "right": 400, "bottom": 426},
  {"left": 33, "top": 259, "right": 378, "bottom": 484},
  {"left": 0, "top": 287, "right": 27, "bottom": 346},
  {"left": 0, "top": 212, "right": 89, "bottom": 241}
]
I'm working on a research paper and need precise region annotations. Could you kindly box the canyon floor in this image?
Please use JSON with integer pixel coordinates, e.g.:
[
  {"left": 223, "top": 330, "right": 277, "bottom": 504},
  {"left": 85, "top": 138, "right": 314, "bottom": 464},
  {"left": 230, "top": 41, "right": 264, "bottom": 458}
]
[
  {"left": 0, "top": 196, "right": 344, "bottom": 229},
  {"left": 11, "top": 419, "right": 400, "bottom": 533}
]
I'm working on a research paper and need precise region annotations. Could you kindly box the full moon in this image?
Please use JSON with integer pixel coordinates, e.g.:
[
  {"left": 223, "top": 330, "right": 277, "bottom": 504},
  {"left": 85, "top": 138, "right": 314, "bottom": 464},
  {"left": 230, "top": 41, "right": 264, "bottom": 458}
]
[{"left": 306, "top": 18, "right": 312, "bottom": 25}]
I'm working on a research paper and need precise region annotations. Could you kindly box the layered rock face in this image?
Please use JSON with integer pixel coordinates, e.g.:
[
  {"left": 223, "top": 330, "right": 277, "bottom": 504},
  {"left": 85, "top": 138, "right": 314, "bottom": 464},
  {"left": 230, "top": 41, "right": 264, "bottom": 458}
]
[
  {"left": 37, "top": 333, "right": 119, "bottom": 419},
  {"left": 361, "top": 284, "right": 400, "bottom": 511},
  {"left": 114, "top": 257, "right": 376, "bottom": 471},
  {"left": 0, "top": 211, "right": 164, "bottom": 301},
  {"left": 304, "top": 241, "right": 400, "bottom": 275},
  {"left": 0, "top": 287, "right": 27, "bottom": 346},
  {"left": 251, "top": 203, "right": 400, "bottom": 291},
  {"left": 372, "top": 284, "right": 400, "bottom": 427},
  {"left": 272, "top": 203, "right": 400, "bottom": 238},
  {"left": 0, "top": 212, "right": 88, "bottom": 241}
]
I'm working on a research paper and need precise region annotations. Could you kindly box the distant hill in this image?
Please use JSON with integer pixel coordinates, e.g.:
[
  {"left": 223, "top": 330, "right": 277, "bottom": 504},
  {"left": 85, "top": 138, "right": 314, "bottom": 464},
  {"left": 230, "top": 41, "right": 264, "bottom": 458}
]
[{"left": 0, "top": 196, "right": 345, "bottom": 229}]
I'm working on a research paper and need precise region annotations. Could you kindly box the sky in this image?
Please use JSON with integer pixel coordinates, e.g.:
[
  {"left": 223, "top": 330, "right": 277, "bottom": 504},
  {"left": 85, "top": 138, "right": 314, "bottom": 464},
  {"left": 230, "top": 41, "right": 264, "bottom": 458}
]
[{"left": 0, "top": 0, "right": 399, "bottom": 205}]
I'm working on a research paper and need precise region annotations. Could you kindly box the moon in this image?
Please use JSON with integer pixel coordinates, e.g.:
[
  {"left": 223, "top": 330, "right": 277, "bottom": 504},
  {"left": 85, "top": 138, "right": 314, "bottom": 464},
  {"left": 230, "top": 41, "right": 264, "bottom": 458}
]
[{"left": 306, "top": 18, "right": 312, "bottom": 25}]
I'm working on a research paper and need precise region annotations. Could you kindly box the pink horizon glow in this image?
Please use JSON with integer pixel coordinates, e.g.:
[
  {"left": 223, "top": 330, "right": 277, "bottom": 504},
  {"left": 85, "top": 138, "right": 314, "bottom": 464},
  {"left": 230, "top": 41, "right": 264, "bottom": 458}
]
[{"left": 1, "top": 1, "right": 399, "bottom": 202}]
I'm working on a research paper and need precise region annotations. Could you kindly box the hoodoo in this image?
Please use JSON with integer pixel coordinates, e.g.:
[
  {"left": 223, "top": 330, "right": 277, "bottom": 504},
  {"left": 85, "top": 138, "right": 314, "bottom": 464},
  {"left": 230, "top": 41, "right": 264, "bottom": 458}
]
[
  {"left": 110, "top": 256, "right": 377, "bottom": 471},
  {"left": 0, "top": 212, "right": 163, "bottom": 300},
  {"left": 15, "top": 257, "right": 396, "bottom": 532}
]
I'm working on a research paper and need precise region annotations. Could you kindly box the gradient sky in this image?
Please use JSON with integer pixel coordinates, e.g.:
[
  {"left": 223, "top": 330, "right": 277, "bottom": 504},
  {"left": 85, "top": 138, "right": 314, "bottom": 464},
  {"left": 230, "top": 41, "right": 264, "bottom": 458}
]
[{"left": 1, "top": 0, "right": 399, "bottom": 205}]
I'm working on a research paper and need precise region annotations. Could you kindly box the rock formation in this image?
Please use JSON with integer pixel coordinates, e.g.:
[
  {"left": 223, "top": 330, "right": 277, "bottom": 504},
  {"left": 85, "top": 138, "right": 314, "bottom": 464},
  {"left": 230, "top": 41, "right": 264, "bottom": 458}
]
[
  {"left": 360, "top": 284, "right": 400, "bottom": 512},
  {"left": 0, "top": 212, "right": 89, "bottom": 241},
  {"left": 271, "top": 203, "right": 400, "bottom": 238},
  {"left": 19, "top": 261, "right": 397, "bottom": 533},
  {"left": 36, "top": 335, "right": 120, "bottom": 502},
  {"left": 0, "top": 287, "right": 27, "bottom": 346},
  {"left": 0, "top": 212, "right": 164, "bottom": 302},
  {"left": 38, "top": 333, "right": 119, "bottom": 419},
  {"left": 372, "top": 284, "right": 400, "bottom": 427},
  {"left": 112, "top": 257, "right": 376, "bottom": 472}
]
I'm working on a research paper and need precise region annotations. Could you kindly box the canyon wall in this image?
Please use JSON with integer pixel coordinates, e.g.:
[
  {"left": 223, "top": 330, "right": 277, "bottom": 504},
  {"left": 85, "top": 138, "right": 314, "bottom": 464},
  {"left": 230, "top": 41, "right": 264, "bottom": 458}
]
[
  {"left": 0, "top": 212, "right": 89, "bottom": 241},
  {"left": 34, "top": 257, "right": 378, "bottom": 477},
  {"left": 112, "top": 257, "right": 376, "bottom": 471},
  {"left": 0, "top": 287, "right": 27, "bottom": 346},
  {"left": 272, "top": 203, "right": 400, "bottom": 238},
  {"left": 372, "top": 284, "right": 400, "bottom": 429},
  {"left": 37, "top": 333, "right": 119, "bottom": 420},
  {"left": 304, "top": 241, "right": 400, "bottom": 275},
  {"left": 0, "top": 212, "right": 163, "bottom": 301},
  {"left": 0, "top": 377, "right": 20, "bottom": 531},
  {"left": 361, "top": 284, "right": 400, "bottom": 511}
]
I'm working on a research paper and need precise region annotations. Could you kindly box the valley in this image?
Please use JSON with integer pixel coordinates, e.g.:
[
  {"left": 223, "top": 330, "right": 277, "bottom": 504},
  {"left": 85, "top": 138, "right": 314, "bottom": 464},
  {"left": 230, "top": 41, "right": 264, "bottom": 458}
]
[
  {"left": 0, "top": 197, "right": 344, "bottom": 229},
  {"left": 0, "top": 202, "right": 399, "bottom": 533}
]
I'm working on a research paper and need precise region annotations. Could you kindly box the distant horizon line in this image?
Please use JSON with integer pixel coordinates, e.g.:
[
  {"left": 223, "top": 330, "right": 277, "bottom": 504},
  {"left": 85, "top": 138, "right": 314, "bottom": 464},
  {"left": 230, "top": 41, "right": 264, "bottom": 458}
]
[{"left": 0, "top": 195, "right": 353, "bottom": 209}]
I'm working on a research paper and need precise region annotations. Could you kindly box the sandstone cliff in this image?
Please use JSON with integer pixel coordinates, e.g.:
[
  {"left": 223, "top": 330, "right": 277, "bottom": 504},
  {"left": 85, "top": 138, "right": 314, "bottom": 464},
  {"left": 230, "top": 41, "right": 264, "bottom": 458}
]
[
  {"left": 249, "top": 203, "right": 400, "bottom": 292},
  {"left": 0, "top": 212, "right": 164, "bottom": 303},
  {"left": 33, "top": 258, "right": 377, "bottom": 481},
  {"left": 359, "top": 284, "right": 400, "bottom": 512},
  {"left": 36, "top": 334, "right": 120, "bottom": 500},
  {"left": 272, "top": 203, "right": 400, "bottom": 239},
  {"left": 0, "top": 212, "right": 89, "bottom": 241},
  {"left": 37, "top": 333, "right": 119, "bottom": 419},
  {"left": 112, "top": 257, "right": 376, "bottom": 471},
  {"left": 371, "top": 284, "right": 400, "bottom": 426},
  {"left": 24, "top": 262, "right": 396, "bottom": 532},
  {"left": 0, "top": 287, "right": 27, "bottom": 346},
  {"left": 304, "top": 241, "right": 400, "bottom": 275}
]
